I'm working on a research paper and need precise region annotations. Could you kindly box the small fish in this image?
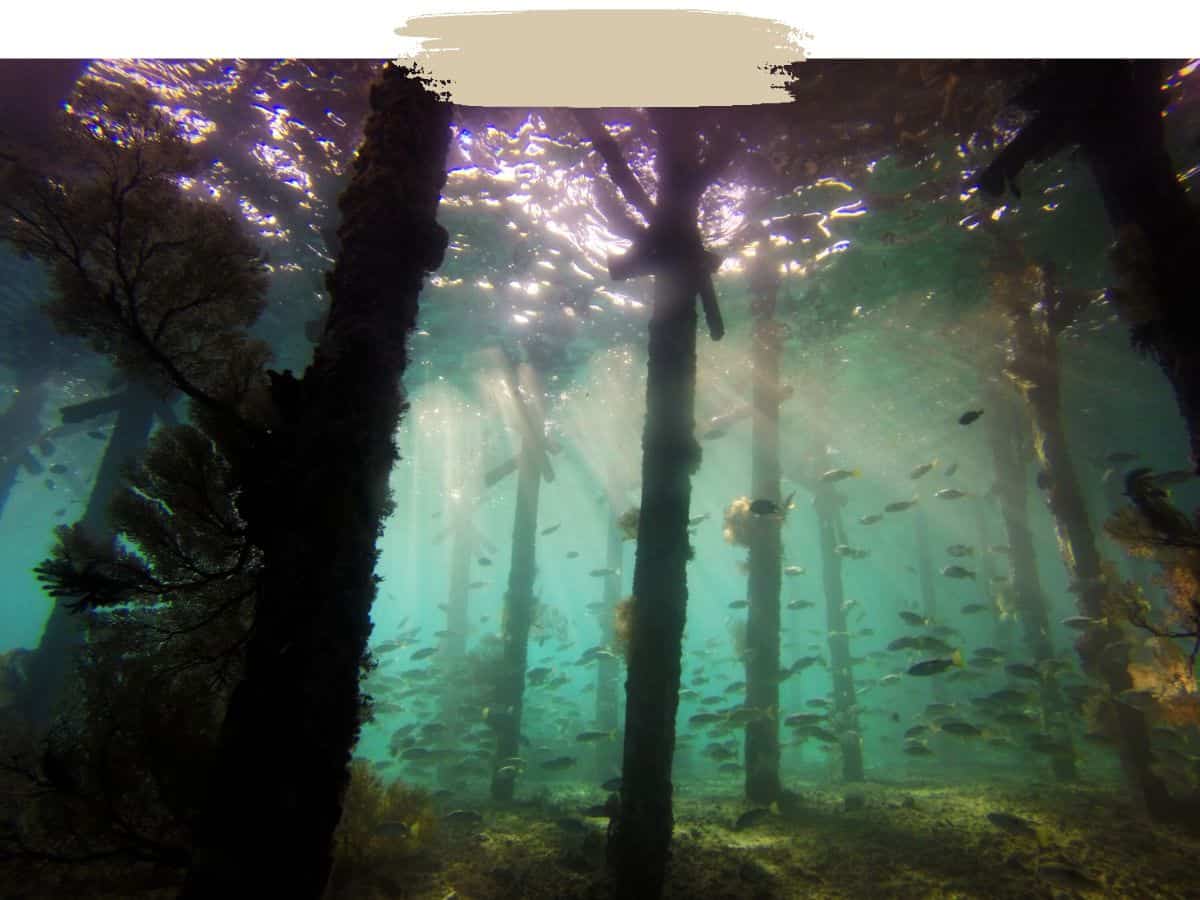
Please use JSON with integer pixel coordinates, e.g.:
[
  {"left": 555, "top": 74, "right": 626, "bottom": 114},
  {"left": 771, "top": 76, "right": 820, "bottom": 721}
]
[
  {"left": 373, "top": 820, "right": 412, "bottom": 838},
  {"left": 576, "top": 729, "right": 616, "bottom": 743},
  {"left": 904, "top": 725, "right": 929, "bottom": 739},
  {"left": 939, "top": 719, "right": 982, "bottom": 737},
  {"left": 910, "top": 460, "right": 937, "bottom": 479},
  {"left": 44, "top": 478, "right": 56, "bottom": 491},
  {"left": 411, "top": 647, "right": 437, "bottom": 660},
  {"left": 946, "top": 544, "right": 975, "bottom": 557},
  {"left": 821, "top": 468, "right": 861, "bottom": 483},
  {"left": 601, "top": 776, "right": 622, "bottom": 792},
  {"left": 87, "top": 430, "right": 107, "bottom": 440},
  {"left": 784, "top": 712, "right": 827, "bottom": 726},
  {"left": 834, "top": 545, "right": 870, "bottom": 559},
  {"left": 477, "top": 556, "right": 492, "bottom": 566},
  {"left": 566, "top": 551, "right": 580, "bottom": 559},
  {"left": 540, "top": 755, "right": 577, "bottom": 771},
  {"left": 689, "top": 712, "right": 724, "bottom": 726},
  {"left": 1038, "top": 865, "right": 1101, "bottom": 892},
  {"left": 749, "top": 491, "right": 796, "bottom": 517},
  {"left": 885, "top": 497, "right": 918, "bottom": 513},
  {"left": 783, "top": 565, "right": 806, "bottom": 576},
  {"left": 468, "top": 581, "right": 487, "bottom": 589},
  {"left": 728, "top": 600, "right": 749, "bottom": 609},
  {"left": 988, "top": 545, "right": 1012, "bottom": 556},
  {"left": 1104, "top": 451, "right": 1138, "bottom": 464},
  {"left": 1004, "top": 663, "right": 1041, "bottom": 680},
  {"left": 941, "top": 565, "right": 976, "bottom": 580},
  {"left": 443, "top": 809, "right": 484, "bottom": 825},
  {"left": 1115, "top": 688, "right": 1158, "bottom": 711},
  {"left": 1152, "top": 469, "right": 1194, "bottom": 486},
  {"left": 934, "top": 488, "right": 968, "bottom": 500},
  {"left": 907, "top": 650, "right": 964, "bottom": 677},
  {"left": 858, "top": 513, "right": 883, "bottom": 525},
  {"left": 589, "top": 568, "right": 620, "bottom": 577},
  {"left": 903, "top": 741, "right": 934, "bottom": 756},
  {"left": 960, "top": 603, "right": 989, "bottom": 615},
  {"left": 540, "top": 523, "right": 561, "bottom": 535},
  {"left": 986, "top": 811, "right": 1036, "bottom": 837},
  {"left": 899, "top": 611, "right": 929, "bottom": 627},
  {"left": 48, "top": 463, "right": 67, "bottom": 475},
  {"left": 1061, "top": 615, "right": 1107, "bottom": 630},
  {"left": 733, "top": 807, "right": 771, "bottom": 830},
  {"left": 879, "top": 673, "right": 902, "bottom": 686},
  {"left": 943, "top": 462, "right": 959, "bottom": 477},
  {"left": 958, "top": 409, "right": 984, "bottom": 426},
  {"left": 787, "top": 599, "right": 815, "bottom": 610}
]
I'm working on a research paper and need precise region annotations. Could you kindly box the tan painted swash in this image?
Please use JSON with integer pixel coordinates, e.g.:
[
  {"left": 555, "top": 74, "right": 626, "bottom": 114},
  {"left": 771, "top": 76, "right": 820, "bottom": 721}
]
[{"left": 395, "top": 9, "right": 810, "bottom": 107}]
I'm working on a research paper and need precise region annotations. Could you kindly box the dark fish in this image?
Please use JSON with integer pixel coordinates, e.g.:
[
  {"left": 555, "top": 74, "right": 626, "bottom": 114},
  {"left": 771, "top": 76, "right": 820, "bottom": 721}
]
[
  {"left": 960, "top": 603, "right": 989, "bottom": 615},
  {"left": 939, "top": 719, "right": 982, "bottom": 737},
  {"left": 958, "top": 409, "right": 984, "bottom": 426},
  {"left": 1104, "top": 451, "right": 1138, "bottom": 464},
  {"left": 443, "top": 809, "right": 484, "bottom": 825},
  {"left": 87, "top": 430, "right": 107, "bottom": 440},
  {"left": 858, "top": 513, "right": 883, "bottom": 525},
  {"left": 749, "top": 491, "right": 796, "bottom": 517},
  {"left": 48, "top": 463, "right": 67, "bottom": 475},
  {"left": 1036, "top": 470, "right": 1052, "bottom": 490},
  {"left": 910, "top": 460, "right": 937, "bottom": 479},
  {"left": 733, "top": 807, "right": 771, "bottom": 830},
  {"left": 899, "top": 611, "right": 929, "bottom": 627},
  {"left": 541, "top": 523, "right": 561, "bottom": 535},
  {"left": 787, "top": 599, "right": 815, "bottom": 610},
  {"left": 53, "top": 508, "right": 66, "bottom": 518},
  {"left": 468, "top": 581, "right": 487, "bottom": 589},
  {"left": 478, "top": 556, "right": 492, "bottom": 566},
  {"left": 986, "top": 811, "right": 1036, "bottom": 836},
  {"left": 589, "top": 568, "right": 619, "bottom": 577},
  {"left": 556, "top": 817, "right": 589, "bottom": 834},
  {"left": 566, "top": 551, "right": 580, "bottom": 559},
  {"left": 1038, "top": 865, "right": 1101, "bottom": 891},
  {"left": 411, "top": 647, "right": 437, "bottom": 660},
  {"left": 540, "top": 755, "right": 577, "bottom": 771},
  {"left": 601, "top": 776, "right": 622, "bottom": 792},
  {"left": 43, "top": 479, "right": 56, "bottom": 491},
  {"left": 373, "top": 821, "right": 411, "bottom": 838},
  {"left": 941, "top": 565, "right": 975, "bottom": 580},
  {"left": 907, "top": 651, "right": 964, "bottom": 676},
  {"left": 943, "top": 462, "right": 959, "bottom": 477},
  {"left": 946, "top": 544, "right": 974, "bottom": 557},
  {"left": 728, "top": 600, "right": 748, "bottom": 609},
  {"left": 1004, "top": 663, "right": 1041, "bottom": 681},
  {"left": 575, "top": 730, "right": 615, "bottom": 743},
  {"left": 885, "top": 497, "right": 918, "bottom": 513},
  {"left": 38, "top": 439, "right": 56, "bottom": 456},
  {"left": 903, "top": 741, "right": 934, "bottom": 756}
]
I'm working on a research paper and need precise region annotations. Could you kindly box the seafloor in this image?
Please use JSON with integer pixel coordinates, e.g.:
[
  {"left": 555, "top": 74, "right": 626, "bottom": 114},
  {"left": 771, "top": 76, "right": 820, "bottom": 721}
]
[{"left": 7, "top": 775, "right": 1198, "bottom": 899}]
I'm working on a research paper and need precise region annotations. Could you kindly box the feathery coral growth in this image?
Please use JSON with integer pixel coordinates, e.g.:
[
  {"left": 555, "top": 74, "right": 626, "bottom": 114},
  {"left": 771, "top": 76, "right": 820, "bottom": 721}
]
[
  {"left": 614, "top": 596, "right": 635, "bottom": 662},
  {"left": 325, "top": 760, "right": 438, "bottom": 899},
  {"left": 723, "top": 496, "right": 753, "bottom": 547},
  {"left": 0, "top": 80, "right": 271, "bottom": 422}
]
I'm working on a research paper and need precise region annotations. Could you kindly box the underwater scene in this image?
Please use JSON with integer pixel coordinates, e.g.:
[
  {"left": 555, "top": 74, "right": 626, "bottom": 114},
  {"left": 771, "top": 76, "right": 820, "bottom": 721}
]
[{"left": 3, "top": 58, "right": 1200, "bottom": 899}]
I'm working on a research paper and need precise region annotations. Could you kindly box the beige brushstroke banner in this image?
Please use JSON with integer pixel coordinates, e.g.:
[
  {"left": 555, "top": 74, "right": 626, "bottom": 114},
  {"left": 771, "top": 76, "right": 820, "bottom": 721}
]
[{"left": 394, "top": 10, "right": 810, "bottom": 107}]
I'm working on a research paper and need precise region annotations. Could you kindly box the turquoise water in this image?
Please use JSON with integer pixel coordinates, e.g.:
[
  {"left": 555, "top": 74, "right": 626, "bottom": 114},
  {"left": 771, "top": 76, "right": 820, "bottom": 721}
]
[{"left": 2, "top": 58, "right": 1200, "bottom": 897}]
